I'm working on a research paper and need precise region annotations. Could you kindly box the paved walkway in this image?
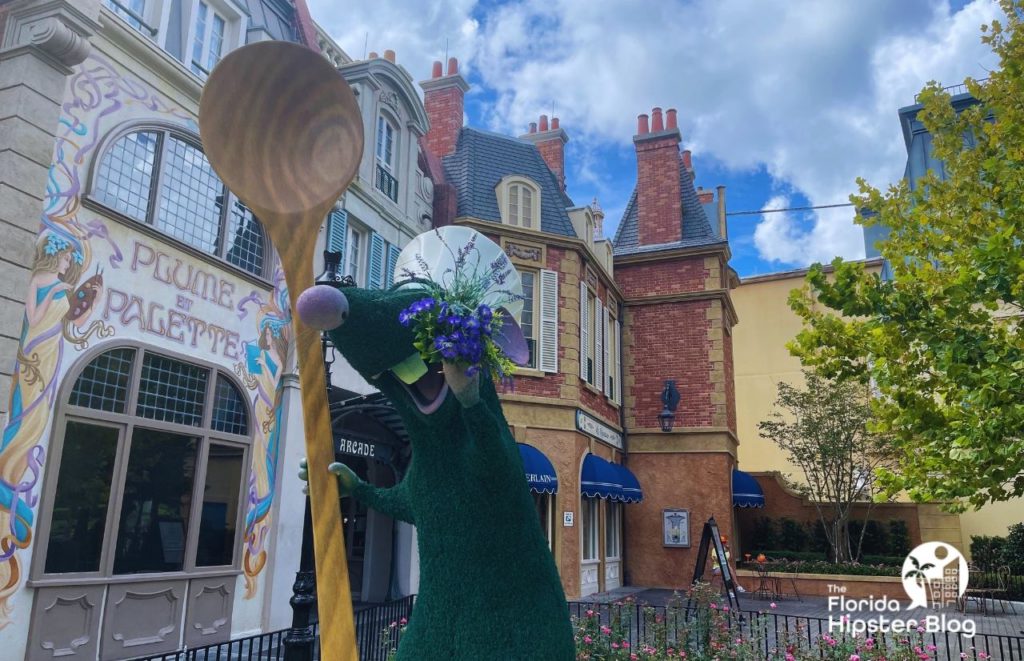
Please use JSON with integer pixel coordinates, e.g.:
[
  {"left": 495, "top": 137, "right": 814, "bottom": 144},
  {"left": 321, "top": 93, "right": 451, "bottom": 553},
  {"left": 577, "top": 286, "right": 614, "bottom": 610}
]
[{"left": 585, "top": 587, "right": 1024, "bottom": 638}]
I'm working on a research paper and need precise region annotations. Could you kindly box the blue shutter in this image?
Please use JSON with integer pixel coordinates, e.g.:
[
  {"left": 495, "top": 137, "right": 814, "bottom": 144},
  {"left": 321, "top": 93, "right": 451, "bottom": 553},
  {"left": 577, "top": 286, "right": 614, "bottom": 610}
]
[
  {"left": 386, "top": 242, "right": 400, "bottom": 287},
  {"left": 327, "top": 209, "right": 348, "bottom": 272},
  {"left": 368, "top": 232, "right": 385, "bottom": 289}
]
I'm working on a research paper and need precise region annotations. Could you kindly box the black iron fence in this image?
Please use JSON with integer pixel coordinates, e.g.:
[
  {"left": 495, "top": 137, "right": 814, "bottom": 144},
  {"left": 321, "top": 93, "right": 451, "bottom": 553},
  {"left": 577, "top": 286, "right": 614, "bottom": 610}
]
[
  {"left": 568, "top": 601, "right": 1024, "bottom": 661},
  {"left": 130, "top": 595, "right": 415, "bottom": 661}
]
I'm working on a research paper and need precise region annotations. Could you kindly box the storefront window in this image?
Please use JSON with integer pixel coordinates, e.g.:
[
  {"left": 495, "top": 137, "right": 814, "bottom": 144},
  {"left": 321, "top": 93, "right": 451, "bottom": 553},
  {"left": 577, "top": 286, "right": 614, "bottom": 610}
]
[
  {"left": 37, "top": 347, "right": 250, "bottom": 579},
  {"left": 605, "top": 501, "right": 621, "bottom": 559},
  {"left": 581, "top": 496, "right": 599, "bottom": 561},
  {"left": 533, "top": 492, "right": 552, "bottom": 548}
]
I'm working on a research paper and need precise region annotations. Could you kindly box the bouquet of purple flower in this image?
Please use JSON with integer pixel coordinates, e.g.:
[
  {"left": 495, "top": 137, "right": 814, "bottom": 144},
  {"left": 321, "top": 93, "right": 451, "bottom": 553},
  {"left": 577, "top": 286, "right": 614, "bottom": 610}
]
[{"left": 393, "top": 228, "right": 529, "bottom": 405}]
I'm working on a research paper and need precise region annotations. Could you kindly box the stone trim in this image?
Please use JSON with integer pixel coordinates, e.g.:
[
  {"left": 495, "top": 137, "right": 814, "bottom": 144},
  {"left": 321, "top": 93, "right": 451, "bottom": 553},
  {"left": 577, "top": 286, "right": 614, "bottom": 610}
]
[{"left": 627, "top": 429, "right": 738, "bottom": 456}]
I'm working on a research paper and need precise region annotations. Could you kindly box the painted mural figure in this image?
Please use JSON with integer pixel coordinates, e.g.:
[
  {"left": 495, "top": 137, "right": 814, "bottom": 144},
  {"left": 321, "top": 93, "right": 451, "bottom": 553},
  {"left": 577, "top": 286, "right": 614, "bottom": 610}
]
[
  {"left": 237, "top": 278, "right": 291, "bottom": 597},
  {"left": 0, "top": 230, "right": 107, "bottom": 616}
]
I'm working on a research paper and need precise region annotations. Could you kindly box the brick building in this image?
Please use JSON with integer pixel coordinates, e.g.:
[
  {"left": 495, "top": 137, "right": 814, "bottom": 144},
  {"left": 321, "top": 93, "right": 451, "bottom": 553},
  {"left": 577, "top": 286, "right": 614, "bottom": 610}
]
[{"left": 420, "top": 61, "right": 740, "bottom": 597}]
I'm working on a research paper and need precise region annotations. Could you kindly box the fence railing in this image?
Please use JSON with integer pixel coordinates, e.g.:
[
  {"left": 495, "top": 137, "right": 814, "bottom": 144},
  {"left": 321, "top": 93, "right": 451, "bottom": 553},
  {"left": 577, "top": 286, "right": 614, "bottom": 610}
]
[
  {"left": 568, "top": 601, "right": 1024, "bottom": 661},
  {"left": 129, "top": 595, "right": 415, "bottom": 661}
]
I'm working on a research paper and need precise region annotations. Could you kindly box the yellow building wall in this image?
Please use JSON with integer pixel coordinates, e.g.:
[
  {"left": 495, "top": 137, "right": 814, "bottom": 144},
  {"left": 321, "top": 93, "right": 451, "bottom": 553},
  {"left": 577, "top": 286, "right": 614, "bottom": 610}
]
[{"left": 731, "top": 261, "right": 1021, "bottom": 554}]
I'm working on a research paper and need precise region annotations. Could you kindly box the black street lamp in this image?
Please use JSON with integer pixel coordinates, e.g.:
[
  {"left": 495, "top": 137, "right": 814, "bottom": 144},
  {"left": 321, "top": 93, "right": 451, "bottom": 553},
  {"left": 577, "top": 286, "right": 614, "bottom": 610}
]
[
  {"left": 283, "top": 250, "right": 347, "bottom": 660},
  {"left": 658, "top": 379, "right": 680, "bottom": 432}
]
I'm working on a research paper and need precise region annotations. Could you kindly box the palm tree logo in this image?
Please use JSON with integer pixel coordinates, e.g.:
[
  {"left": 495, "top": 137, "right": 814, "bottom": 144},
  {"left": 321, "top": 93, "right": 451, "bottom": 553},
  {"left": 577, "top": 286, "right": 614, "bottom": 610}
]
[{"left": 903, "top": 554, "right": 935, "bottom": 590}]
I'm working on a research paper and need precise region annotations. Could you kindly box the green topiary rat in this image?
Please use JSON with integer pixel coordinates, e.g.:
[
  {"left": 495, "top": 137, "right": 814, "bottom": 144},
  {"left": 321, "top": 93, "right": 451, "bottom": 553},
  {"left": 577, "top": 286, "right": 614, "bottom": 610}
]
[{"left": 298, "top": 283, "right": 574, "bottom": 660}]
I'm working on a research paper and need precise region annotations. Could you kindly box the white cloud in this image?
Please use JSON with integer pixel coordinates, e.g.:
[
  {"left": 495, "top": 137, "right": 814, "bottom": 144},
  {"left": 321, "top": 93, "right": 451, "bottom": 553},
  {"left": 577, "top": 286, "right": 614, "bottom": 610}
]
[
  {"left": 307, "top": 0, "right": 1004, "bottom": 266},
  {"left": 753, "top": 196, "right": 806, "bottom": 265}
]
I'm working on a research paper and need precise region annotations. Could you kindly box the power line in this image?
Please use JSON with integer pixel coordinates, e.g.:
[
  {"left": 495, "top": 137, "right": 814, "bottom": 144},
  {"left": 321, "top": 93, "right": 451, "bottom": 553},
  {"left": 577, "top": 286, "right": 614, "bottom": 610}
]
[{"left": 725, "top": 202, "right": 855, "bottom": 217}]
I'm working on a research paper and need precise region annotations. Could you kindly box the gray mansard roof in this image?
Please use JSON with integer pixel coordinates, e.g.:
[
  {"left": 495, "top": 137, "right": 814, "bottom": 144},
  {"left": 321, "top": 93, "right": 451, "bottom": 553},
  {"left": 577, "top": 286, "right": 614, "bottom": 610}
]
[
  {"left": 612, "top": 163, "right": 722, "bottom": 255},
  {"left": 442, "top": 128, "right": 578, "bottom": 238}
]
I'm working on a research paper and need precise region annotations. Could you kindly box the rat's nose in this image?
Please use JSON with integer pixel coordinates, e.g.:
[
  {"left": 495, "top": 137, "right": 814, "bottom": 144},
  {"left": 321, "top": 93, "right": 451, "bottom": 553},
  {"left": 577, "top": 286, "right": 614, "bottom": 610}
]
[{"left": 296, "top": 285, "right": 349, "bottom": 330}]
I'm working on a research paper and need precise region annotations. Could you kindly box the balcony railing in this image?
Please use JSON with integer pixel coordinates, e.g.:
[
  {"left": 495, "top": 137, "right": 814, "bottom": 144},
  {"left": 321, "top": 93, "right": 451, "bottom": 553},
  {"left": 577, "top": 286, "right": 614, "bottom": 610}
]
[
  {"left": 375, "top": 164, "right": 399, "bottom": 203},
  {"left": 104, "top": 0, "right": 158, "bottom": 37}
]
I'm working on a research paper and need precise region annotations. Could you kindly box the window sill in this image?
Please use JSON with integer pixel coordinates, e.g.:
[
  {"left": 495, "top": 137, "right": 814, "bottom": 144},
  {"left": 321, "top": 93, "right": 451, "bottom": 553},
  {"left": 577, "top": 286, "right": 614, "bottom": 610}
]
[
  {"left": 582, "top": 381, "right": 603, "bottom": 396},
  {"left": 27, "top": 567, "right": 242, "bottom": 588},
  {"left": 514, "top": 367, "right": 546, "bottom": 378}
]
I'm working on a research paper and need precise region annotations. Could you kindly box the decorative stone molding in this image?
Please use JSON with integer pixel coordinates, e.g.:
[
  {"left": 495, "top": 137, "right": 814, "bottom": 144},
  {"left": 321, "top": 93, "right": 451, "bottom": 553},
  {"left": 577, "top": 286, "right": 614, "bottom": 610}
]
[{"left": 1, "top": 0, "right": 100, "bottom": 69}]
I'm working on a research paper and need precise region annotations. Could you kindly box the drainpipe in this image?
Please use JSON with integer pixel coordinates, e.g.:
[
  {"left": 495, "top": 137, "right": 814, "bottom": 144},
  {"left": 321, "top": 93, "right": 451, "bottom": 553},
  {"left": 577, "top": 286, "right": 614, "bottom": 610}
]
[{"left": 618, "top": 300, "right": 630, "bottom": 587}]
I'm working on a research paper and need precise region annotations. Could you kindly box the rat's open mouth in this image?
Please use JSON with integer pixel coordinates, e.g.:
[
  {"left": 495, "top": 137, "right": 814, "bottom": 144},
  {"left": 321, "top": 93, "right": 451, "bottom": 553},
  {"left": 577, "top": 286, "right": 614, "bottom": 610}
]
[{"left": 394, "top": 363, "right": 448, "bottom": 414}]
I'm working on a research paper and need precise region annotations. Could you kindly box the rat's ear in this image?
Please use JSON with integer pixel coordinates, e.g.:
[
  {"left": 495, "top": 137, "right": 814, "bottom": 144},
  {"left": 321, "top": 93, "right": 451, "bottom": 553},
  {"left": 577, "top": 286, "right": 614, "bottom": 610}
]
[{"left": 296, "top": 285, "right": 349, "bottom": 330}]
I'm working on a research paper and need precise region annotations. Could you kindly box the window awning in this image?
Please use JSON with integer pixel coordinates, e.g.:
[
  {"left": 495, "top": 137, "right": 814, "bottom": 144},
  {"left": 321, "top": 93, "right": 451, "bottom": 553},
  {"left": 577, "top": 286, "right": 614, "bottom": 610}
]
[
  {"left": 581, "top": 454, "right": 621, "bottom": 500},
  {"left": 733, "top": 468, "right": 765, "bottom": 508},
  {"left": 610, "top": 463, "right": 644, "bottom": 503},
  {"left": 518, "top": 443, "right": 558, "bottom": 494}
]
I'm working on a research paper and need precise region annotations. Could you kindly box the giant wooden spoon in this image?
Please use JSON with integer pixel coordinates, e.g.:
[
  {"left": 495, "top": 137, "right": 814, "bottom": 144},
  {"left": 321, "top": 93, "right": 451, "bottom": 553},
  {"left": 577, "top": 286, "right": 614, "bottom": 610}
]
[{"left": 199, "top": 41, "right": 362, "bottom": 660}]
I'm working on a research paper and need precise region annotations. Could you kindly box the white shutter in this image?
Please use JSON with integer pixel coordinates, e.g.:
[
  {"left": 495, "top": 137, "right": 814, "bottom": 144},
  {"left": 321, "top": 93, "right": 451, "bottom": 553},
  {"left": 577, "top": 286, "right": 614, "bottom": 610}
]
[
  {"left": 368, "top": 232, "right": 385, "bottom": 289},
  {"left": 579, "top": 281, "right": 589, "bottom": 382},
  {"left": 595, "top": 300, "right": 604, "bottom": 393},
  {"left": 614, "top": 318, "right": 622, "bottom": 404},
  {"left": 603, "top": 305, "right": 611, "bottom": 397},
  {"left": 539, "top": 269, "right": 559, "bottom": 373}
]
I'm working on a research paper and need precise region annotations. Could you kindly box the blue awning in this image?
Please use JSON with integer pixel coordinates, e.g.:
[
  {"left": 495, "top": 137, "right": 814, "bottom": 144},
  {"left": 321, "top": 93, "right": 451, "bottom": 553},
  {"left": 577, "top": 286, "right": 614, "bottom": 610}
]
[
  {"left": 610, "top": 463, "right": 644, "bottom": 503},
  {"left": 581, "top": 454, "right": 622, "bottom": 500},
  {"left": 518, "top": 443, "right": 558, "bottom": 494},
  {"left": 733, "top": 468, "right": 765, "bottom": 508}
]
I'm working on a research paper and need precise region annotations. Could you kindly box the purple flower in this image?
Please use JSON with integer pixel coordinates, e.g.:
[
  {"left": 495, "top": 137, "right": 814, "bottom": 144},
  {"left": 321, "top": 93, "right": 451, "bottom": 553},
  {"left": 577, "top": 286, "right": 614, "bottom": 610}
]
[
  {"left": 465, "top": 364, "right": 480, "bottom": 377},
  {"left": 398, "top": 310, "right": 413, "bottom": 326}
]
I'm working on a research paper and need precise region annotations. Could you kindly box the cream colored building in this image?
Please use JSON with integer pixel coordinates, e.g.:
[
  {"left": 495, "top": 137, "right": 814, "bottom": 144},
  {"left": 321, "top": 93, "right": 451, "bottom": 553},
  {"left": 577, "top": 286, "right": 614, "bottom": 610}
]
[{"left": 732, "top": 259, "right": 1020, "bottom": 555}]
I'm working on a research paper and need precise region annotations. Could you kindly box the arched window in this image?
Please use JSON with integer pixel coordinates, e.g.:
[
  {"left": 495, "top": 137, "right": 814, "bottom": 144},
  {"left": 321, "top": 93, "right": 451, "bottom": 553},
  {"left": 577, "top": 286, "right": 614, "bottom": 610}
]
[
  {"left": 92, "top": 127, "right": 267, "bottom": 277},
  {"left": 36, "top": 346, "right": 251, "bottom": 577},
  {"left": 375, "top": 114, "right": 399, "bottom": 202},
  {"left": 499, "top": 177, "right": 541, "bottom": 229}
]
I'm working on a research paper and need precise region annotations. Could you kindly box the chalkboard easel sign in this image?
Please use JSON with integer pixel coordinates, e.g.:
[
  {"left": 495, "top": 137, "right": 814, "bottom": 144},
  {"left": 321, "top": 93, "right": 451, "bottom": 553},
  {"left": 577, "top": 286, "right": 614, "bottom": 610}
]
[{"left": 690, "top": 516, "right": 742, "bottom": 613}]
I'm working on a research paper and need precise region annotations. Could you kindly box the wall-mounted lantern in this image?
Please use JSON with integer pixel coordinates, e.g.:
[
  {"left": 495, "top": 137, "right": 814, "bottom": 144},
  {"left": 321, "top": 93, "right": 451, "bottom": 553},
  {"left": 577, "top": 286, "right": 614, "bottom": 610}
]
[{"left": 659, "top": 379, "right": 680, "bottom": 432}]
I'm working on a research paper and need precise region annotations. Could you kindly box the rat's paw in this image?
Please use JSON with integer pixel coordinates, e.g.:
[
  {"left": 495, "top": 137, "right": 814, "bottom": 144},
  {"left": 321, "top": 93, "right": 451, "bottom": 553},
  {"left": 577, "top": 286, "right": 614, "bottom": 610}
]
[{"left": 328, "top": 461, "right": 360, "bottom": 495}]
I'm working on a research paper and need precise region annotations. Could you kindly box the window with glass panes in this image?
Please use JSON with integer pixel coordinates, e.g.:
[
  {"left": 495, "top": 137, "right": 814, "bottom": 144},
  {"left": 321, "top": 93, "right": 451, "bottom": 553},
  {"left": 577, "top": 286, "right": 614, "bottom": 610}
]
[
  {"left": 518, "top": 270, "right": 537, "bottom": 368},
  {"left": 92, "top": 127, "right": 267, "bottom": 277},
  {"left": 532, "top": 492, "right": 553, "bottom": 549},
  {"left": 581, "top": 496, "right": 599, "bottom": 561},
  {"left": 376, "top": 116, "right": 395, "bottom": 170},
  {"left": 605, "top": 501, "right": 621, "bottom": 559},
  {"left": 507, "top": 183, "right": 535, "bottom": 228},
  {"left": 190, "top": 1, "right": 227, "bottom": 79},
  {"left": 346, "top": 226, "right": 364, "bottom": 285},
  {"left": 37, "top": 347, "right": 250, "bottom": 578}
]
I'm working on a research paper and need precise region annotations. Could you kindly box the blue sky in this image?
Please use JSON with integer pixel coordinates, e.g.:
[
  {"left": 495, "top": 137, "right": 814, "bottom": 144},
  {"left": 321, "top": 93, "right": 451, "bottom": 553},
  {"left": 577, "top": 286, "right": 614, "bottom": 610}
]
[{"left": 308, "top": 0, "right": 1002, "bottom": 277}]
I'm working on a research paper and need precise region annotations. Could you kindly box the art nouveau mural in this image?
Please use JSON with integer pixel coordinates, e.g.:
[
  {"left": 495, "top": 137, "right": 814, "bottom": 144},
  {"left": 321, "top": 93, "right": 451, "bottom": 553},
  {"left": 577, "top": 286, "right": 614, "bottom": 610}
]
[{"left": 0, "top": 53, "right": 290, "bottom": 636}]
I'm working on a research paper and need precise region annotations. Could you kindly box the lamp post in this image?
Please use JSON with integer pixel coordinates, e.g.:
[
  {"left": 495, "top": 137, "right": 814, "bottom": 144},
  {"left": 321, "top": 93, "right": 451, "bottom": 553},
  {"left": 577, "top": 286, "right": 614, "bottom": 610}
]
[
  {"left": 283, "top": 250, "right": 345, "bottom": 660},
  {"left": 658, "top": 379, "right": 680, "bottom": 432}
]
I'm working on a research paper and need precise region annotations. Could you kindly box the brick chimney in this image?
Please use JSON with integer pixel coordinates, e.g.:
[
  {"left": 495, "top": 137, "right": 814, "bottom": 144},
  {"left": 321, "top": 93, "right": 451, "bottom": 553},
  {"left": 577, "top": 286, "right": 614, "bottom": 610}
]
[
  {"left": 421, "top": 57, "right": 469, "bottom": 158},
  {"left": 520, "top": 114, "right": 569, "bottom": 191},
  {"left": 634, "top": 106, "right": 682, "bottom": 246}
]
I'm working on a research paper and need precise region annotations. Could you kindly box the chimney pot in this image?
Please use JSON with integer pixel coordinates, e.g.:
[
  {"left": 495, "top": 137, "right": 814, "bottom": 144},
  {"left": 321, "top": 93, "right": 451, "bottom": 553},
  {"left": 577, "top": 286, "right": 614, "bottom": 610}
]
[
  {"left": 369, "top": 51, "right": 378, "bottom": 59},
  {"left": 383, "top": 49, "right": 396, "bottom": 63},
  {"left": 539, "top": 114, "right": 549, "bottom": 132},
  {"left": 637, "top": 113, "right": 650, "bottom": 135},
  {"left": 681, "top": 149, "right": 692, "bottom": 171},
  {"left": 551, "top": 117, "right": 560, "bottom": 130},
  {"left": 651, "top": 107, "right": 664, "bottom": 132},
  {"left": 529, "top": 122, "right": 537, "bottom": 134},
  {"left": 431, "top": 60, "right": 443, "bottom": 78},
  {"left": 447, "top": 57, "right": 459, "bottom": 75},
  {"left": 666, "top": 108, "right": 678, "bottom": 130}
]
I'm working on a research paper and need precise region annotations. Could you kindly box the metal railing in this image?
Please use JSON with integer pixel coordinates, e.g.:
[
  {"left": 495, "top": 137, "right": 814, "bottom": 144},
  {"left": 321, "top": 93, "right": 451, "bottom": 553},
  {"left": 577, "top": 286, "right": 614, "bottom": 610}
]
[
  {"left": 130, "top": 595, "right": 415, "bottom": 661},
  {"left": 103, "top": 0, "right": 158, "bottom": 36},
  {"left": 375, "top": 164, "right": 399, "bottom": 203},
  {"left": 567, "top": 601, "right": 1024, "bottom": 661}
]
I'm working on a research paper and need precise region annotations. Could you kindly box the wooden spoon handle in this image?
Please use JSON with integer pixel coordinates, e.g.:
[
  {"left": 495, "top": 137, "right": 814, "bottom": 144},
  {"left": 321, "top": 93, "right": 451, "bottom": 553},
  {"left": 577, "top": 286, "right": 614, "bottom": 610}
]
[{"left": 283, "top": 256, "right": 357, "bottom": 660}]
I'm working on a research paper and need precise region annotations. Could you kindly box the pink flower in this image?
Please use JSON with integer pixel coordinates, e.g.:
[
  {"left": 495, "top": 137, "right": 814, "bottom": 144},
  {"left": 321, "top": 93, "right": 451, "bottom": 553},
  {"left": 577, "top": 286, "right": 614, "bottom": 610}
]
[
  {"left": 584, "top": 635, "right": 593, "bottom": 644},
  {"left": 866, "top": 639, "right": 875, "bottom": 649},
  {"left": 399, "top": 617, "right": 407, "bottom": 626},
  {"left": 851, "top": 655, "right": 861, "bottom": 661},
  {"left": 786, "top": 654, "right": 796, "bottom": 661},
  {"left": 586, "top": 609, "right": 595, "bottom": 617},
  {"left": 960, "top": 654, "right": 968, "bottom": 659},
  {"left": 770, "top": 602, "right": 777, "bottom": 609},
  {"left": 622, "top": 641, "right": 630, "bottom": 648},
  {"left": 631, "top": 655, "right": 639, "bottom": 661},
  {"left": 927, "top": 644, "right": 937, "bottom": 652},
  {"left": 710, "top": 603, "right": 718, "bottom": 609},
  {"left": 723, "top": 605, "right": 730, "bottom": 612},
  {"left": 978, "top": 653, "right": 989, "bottom": 660},
  {"left": 612, "top": 642, "right": 620, "bottom": 650},
  {"left": 601, "top": 625, "right": 611, "bottom": 635},
  {"left": 917, "top": 626, "right": 925, "bottom": 634}
]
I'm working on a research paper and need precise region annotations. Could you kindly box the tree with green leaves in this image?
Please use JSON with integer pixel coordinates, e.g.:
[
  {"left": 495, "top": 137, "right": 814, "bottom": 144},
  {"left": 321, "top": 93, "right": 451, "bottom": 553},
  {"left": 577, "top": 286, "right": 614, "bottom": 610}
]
[
  {"left": 789, "top": 0, "right": 1024, "bottom": 511},
  {"left": 758, "top": 371, "right": 894, "bottom": 563}
]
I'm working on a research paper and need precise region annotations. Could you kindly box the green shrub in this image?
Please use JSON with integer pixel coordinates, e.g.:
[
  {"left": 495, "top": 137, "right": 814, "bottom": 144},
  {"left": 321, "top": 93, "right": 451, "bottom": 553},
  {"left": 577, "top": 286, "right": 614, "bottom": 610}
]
[
  {"left": 778, "top": 517, "right": 811, "bottom": 552},
  {"left": 888, "top": 519, "right": 911, "bottom": 557},
  {"left": 749, "top": 549, "right": 825, "bottom": 562},
  {"left": 759, "top": 559, "right": 900, "bottom": 577},
  {"left": 970, "top": 535, "right": 1007, "bottom": 571},
  {"left": 856, "top": 520, "right": 890, "bottom": 556},
  {"left": 1006, "top": 523, "right": 1024, "bottom": 574},
  {"left": 750, "top": 516, "right": 778, "bottom": 552},
  {"left": 860, "top": 554, "right": 906, "bottom": 566}
]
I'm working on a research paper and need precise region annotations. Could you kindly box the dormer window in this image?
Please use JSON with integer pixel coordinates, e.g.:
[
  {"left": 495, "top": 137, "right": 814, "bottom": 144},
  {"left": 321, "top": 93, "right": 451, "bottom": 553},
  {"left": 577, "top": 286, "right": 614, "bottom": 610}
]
[
  {"left": 498, "top": 177, "right": 541, "bottom": 230},
  {"left": 375, "top": 115, "right": 399, "bottom": 202}
]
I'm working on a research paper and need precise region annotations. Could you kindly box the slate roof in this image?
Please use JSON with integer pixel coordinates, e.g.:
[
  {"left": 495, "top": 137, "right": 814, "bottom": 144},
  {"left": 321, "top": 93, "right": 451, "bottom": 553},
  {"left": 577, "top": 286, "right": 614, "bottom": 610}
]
[
  {"left": 612, "top": 160, "right": 723, "bottom": 255},
  {"left": 442, "top": 128, "right": 578, "bottom": 238},
  {"left": 244, "top": 0, "right": 299, "bottom": 43}
]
